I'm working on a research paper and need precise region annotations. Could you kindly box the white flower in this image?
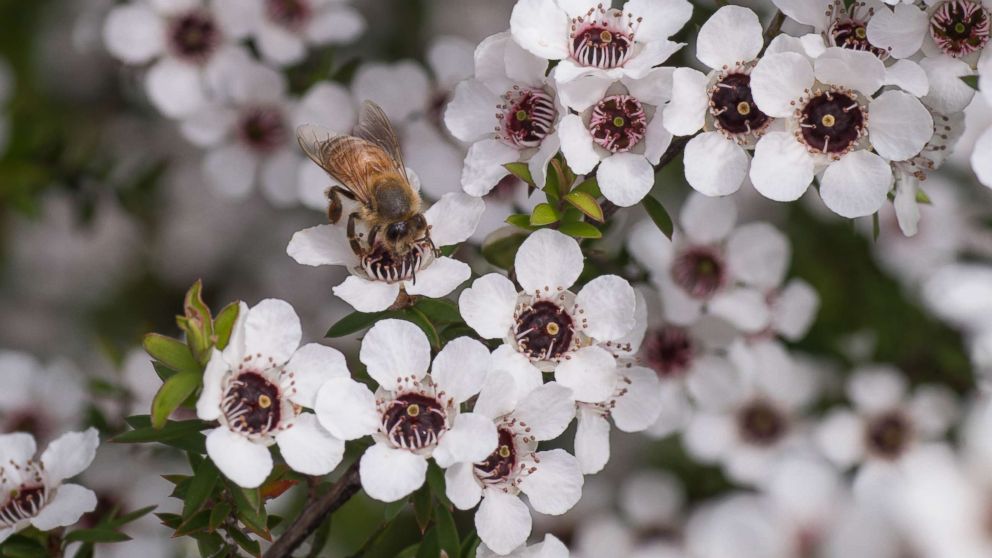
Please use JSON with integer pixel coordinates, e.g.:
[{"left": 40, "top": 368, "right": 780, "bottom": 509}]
[
  {"left": 214, "top": 0, "right": 365, "bottom": 67},
  {"left": 663, "top": 6, "right": 772, "bottom": 197},
  {"left": 749, "top": 47, "right": 934, "bottom": 218},
  {"left": 314, "top": 320, "right": 498, "bottom": 503},
  {"left": 868, "top": 0, "right": 991, "bottom": 64},
  {"left": 815, "top": 366, "right": 958, "bottom": 475},
  {"left": 509, "top": 0, "right": 690, "bottom": 84},
  {"left": 0, "top": 351, "right": 86, "bottom": 443},
  {"left": 477, "top": 534, "right": 570, "bottom": 558},
  {"left": 448, "top": 377, "right": 580, "bottom": 554},
  {"left": 459, "top": 229, "right": 636, "bottom": 404},
  {"left": 102, "top": 0, "right": 247, "bottom": 118},
  {"left": 973, "top": 55, "right": 992, "bottom": 187},
  {"left": 196, "top": 299, "right": 349, "bottom": 488},
  {"left": 287, "top": 192, "right": 485, "bottom": 312},
  {"left": 0, "top": 429, "right": 99, "bottom": 543},
  {"left": 445, "top": 32, "right": 562, "bottom": 197},
  {"left": 682, "top": 340, "right": 819, "bottom": 485},
  {"left": 557, "top": 72, "right": 673, "bottom": 206}
]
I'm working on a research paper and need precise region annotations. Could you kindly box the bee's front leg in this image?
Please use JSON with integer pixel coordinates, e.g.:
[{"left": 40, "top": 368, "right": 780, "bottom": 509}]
[
  {"left": 346, "top": 212, "right": 363, "bottom": 256},
  {"left": 367, "top": 224, "right": 381, "bottom": 248},
  {"left": 326, "top": 186, "right": 357, "bottom": 224}
]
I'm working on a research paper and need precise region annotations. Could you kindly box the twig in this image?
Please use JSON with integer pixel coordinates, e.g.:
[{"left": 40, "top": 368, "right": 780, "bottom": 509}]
[
  {"left": 263, "top": 462, "right": 362, "bottom": 558},
  {"left": 759, "top": 11, "right": 785, "bottom": 55}
]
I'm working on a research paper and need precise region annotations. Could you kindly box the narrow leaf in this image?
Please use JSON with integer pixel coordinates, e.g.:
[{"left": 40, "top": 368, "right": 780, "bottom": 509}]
[
  {"left": 564, "top": 191, "right": 604, "bottom": 222},
  {"left": 142, "top": 334, "right": 199, "bottom": 373},
  {"left": 413, "top": 485, "right": 432, "bottom": 533},
  {"left": 326, "top": 310, "right": 392, "bottom": 338},
  {"left": 529, "top": 203, "right": 560, "bottom": 226},
  {"left": 558, "top": 221, "right": 602, "bottom": 239},
  {"left": 414, "top": 298, "right": 462, "bottom": 324},
  {"left": 151, "top": 370, "right": 200, "bottom": 429},
  {"left": 435, "top": 504, "right": 460, "bottom": 558},
  {"left": 208, "top": 502, "right": 232, "bottom": 532},
  {"left": 212, "top": 302, "right": 240, "bottom": 351},
  {"left": 504, "top": 214, "right": 536, "bottom": 230},
  {"left": 64, "top": 529, "right": 131, "bottom": 544},
  {"left": 503, "top": 162, "right": 534, "bottom": 185},
  {"left": 642, "top": 195, "right": 674, "bottom": 239},
  {"left": 183, "top": 459, "right": 220, "bottom": 519},
  {"left": 571, "top": 177, "right": 601, "bottom": 197}
]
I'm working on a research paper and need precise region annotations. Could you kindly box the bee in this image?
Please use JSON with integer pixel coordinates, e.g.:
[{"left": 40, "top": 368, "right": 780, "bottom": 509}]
[{"left": 297, "top": 101, "right": 437, "bottom": 283}]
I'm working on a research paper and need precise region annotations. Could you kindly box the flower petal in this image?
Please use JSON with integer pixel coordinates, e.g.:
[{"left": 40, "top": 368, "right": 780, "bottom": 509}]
[
  {"left": 276, "top": 413, "right": 345, "bottom": 476},
  {"left": 361, "top": 319, "right": 432, "bottom": 390},
  {"left": 696, "top": 6, "right": 763, "bottom": 69},
  {"left": 819, "top": 151, "right": 892, "bottom": 218},
  {"left": 575, "top": 275, "right": 636, "bottom": 341},
  {"left": 333, "top": 276, "right": 401, "bottom": 313},
  {"left": 726, "top": 222, "right": 789, "bottom": 290},
  {"left": 315, "top": 377, "right": 379, "bottom": 440},
  {"left": 597, "top": 153, "right": 654, "bottom": 207},
  {"left": 558, "top": 113, "right": 601, "bottom": 174},
  {"left": 680, "top": 191, "right": 737, "bottom": 244},
  {"left": 102, "top": 4, "right": 165, "bottom": 64},
  {"left": 973, "top": 127, "right": 992, "bottom": 188},
  {"left": 554, "top": 346, "right": 618, "bottom": 403},
  {"left": 30, "top": 484, "right": 96, "bottom": 531},
  {"left": 751, "top": 52, "right": 814, "bottom": 117},
  {"left": 424, "top": 193, "right": 486, "bottom": 247},
  {"left": 307, "top": 5, "right": 365, "bottom": 44},
  {"left": 196, "top": 350, "right": 228, "bottom": 421},
  {"left": 749, "top": 132, "right": 814, "bottom": 202},
  {"left": 708, "top": 286, "right": 772, "bottom": 333},
  {"left": 512, "top": 382, "right": 576, "bottom": 441},
  {"left": 515, "top": 228, "right": 583, "bottom": 293},
  {"left": 287, "top": 224, "right": 354, "bottom": 267},
  {"left": 868, "top": 90, "right": 933, "bottom": 161},
  {"left": 847, "top": 366, "right": 907, "bottom": 413},
  {"left": 294, "top": 81, "right": 357, "bottom": 133},
  {"left": 431, "top": 337, "right": 491, "bottom": 404},
  {"left": 625, "top": 0, "right": 693, "bottom": 41},
  {"left": 683, "top": 132, "right": 748, "bottom": 196},
  {"left": 662, "top": 68, "right": 709, "bottom": 135},
  {"left": 510, "top": 0, "right": 570, "bottom": 60},
  {"left": 772, "top": 0, "right": 830, "bottom": 27},
  {"left": 244, "top": 299, "right": 301, "bottom": 365},
  {"left": 434, "top": 412, "right": 499, "bottom": 467},
  {"left": 611, "top": 367, "right": 662, "bottom": 432},
  {"left": 476, "top": 490, "right": 532, "bottom": 555},
  {"left": 41, "top": 428, "right": 99, "bottom": 484},
  {"left": 460, "top": 139, "right": 519, "bottom": 197},
  {"left": 206, "top": 428, "right": 272, "bottom": 488},
  {"left": 203, "top": 144, "right": 257, "bottom": 200},
  {"left": 519, "top": 448, "right": 584, "bottom": 513},
  {"left": 771, "top": 279, "right": 819, "bottom": 341},
  {"left": 920, "top": 55, "right": 975, "bottom": 114},
  {"left": 285, "top": 343, "right": 349, "bottom": 408},
  {"left": 815, "top": 47, "right": 885, "bottom": 96},
  {"left": 883, "top": 59, "right": 929, "bottom": 97},
  {"left": 445, "top": 462, "right": 483, "bottom": 510},
  {"left": 445, "top": 80, "right": 502, "bottom": 143},
  {"left": 459, "top": 274, "right": 518, "bottom": 340},
  {"left": 145, "top": 58, "right": 206, "bottom": 118},
  {"left": 360, "top": 444, "right": 428, "bottom": 502},
  {"left": 404, "top": 257, "right": 472, "bottom": 299},
  {"left": 867, "top": 3, "right": 928, "bottom": 59}
]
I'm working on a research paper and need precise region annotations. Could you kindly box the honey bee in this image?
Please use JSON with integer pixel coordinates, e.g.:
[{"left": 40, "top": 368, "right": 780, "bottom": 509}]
[{"left": 297, "top": 101, "right": 438, "bottom": 283}]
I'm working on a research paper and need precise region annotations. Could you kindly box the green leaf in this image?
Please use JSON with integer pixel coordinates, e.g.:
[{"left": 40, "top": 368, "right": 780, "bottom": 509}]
[
  {"left": 113, "top": 418, "right": 208, "bottom": 444},
  {"left": 435, "top": 504, "right": 460, "bottom": 558},
  {"left": 72, "top": 543, "right": 94, "bottom": 558},
  {"left": 213, "top": 302, "right": 240, "bottom": 351},
  {"left": 228, "top": 484, "right": 269, "bottom": 540},
  {"left": 226, "top": 527, "right": 261, "bottom": 557},
  {"left": 413, "top": 485, "right": 432, "bottom": 534},
  {"left": 872, "top": 212, "right": 880, "bottom": 242},
  {"left": 413, "top": 298, "right": 462, "bottom": 324},
  {"left": 415, "top": 528, "right": 440, "bottom": 558},
  {"left": 564, "top": 191, "right": 604, "bottom": 222},
  {"left": 504, "top": 214, "right": 536, "bottom": 230},
  {"left": 142, "top": 334, "right": 199, "bottom": 374},
  {"left": 530, "top": 203, "right": 560, "bottom": 226},
  {"left": 384, "top": 499, "right": 407, "bottom": 521},
  {"left": 558, "top": 221, "right": 602, "bottom": 239},
  {"left": 175, "top": 509, "right": 212, "bottom": 537},
  {"left": 181, "top": 280, "right": 214, "bottom": 364},
  {"left": 104, "top": 505, "right": 156, "bottom": 529},
  {"left": 503, "top": 162, "right": 534, "bottom": 185},
  {"left": 183, "top": 459, "right": 220, "bottom": 519},
  {"left": 194, "top": 532, "right": 227, "bottom": 558},
  {"left": 642, "top": 195, "right": 674, "bottom": 240},
  {"left": 0, "top": 536, "right": 49, "bottom": 558},
  {"left": 571, "top": 177, "right": 601, "bottom": 198},
  {"left": 396, "top": 544, "right": 420, "bottom": 558},
  {"left": 481, "top": 229, "right": 528, "bottom": 270},
  {"left": 915, "top": 188, "right": 932, "bottom": 204},
  {"left": 64, "top": 528, "right": 131, "bottom": 544},
  {"left": 961, "top": 74, "right": 979, "bottom": 90},
  {"left": 460, "top": 532, "right": 481, "bottom": 558},
  {"left": 549, "top": 157, "right": 574, "bottom": 197},
  {"left": 151, "top": 370, "right": 200, "bottom": 429},
  {"left": 208, "top": 502, "right": 231, "bottom": 532},
  {"left": 325, "top": 310, "right": 393, "bottom": 337},
  {"left": 426, "top": 462, "right": 451, "bottom": 508}
]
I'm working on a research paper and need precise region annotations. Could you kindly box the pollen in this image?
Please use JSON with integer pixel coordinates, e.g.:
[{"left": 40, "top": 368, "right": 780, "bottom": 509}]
[
  {"left": 736, "top": 101, "right": 751, "bottom": 116},
  {"left": 515, "top": 109, "right": 529, "bottom": 121},
  {"left": 407, "top": 404, "right": 421, "bottom": 417},
  {"left": 258, "top": 394, "right": 272, "bottom": 408},
  {"left": 546, "top": 322, "right": 560, "bottom": 335},
  {"left": 498, "top": 445, "right": 511, "bottom": 458},
  {"left": 855, "top": 26, "right": 867, "bottom": 39},
  {"left": 821, "top": 114, "right": 836, "bottom": 127},
  {"left": 612, "top": 116, "right": 625, "bottom": 127},
  {"left": 599, "top": 30, "right": 613, "bottom": 43}
]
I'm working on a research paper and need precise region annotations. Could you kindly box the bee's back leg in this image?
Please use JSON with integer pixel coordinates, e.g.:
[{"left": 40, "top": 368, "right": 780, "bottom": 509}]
[
  {"left": 347, "top": 211, "right": 363, "bottom": 256},
  {"left": 327, "top": 186, "right": 357, "bottom": 224}
]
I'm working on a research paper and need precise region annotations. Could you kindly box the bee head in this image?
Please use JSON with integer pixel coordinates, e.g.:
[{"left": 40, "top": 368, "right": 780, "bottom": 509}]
[{"left": 383, "top": 214, "right": 430, "bottom": 253}]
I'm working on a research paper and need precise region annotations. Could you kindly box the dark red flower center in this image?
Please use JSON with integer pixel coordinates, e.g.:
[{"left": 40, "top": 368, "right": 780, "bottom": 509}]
[
  {"left": 222, "top": 372, "right": 282, "bottom": 436},
  {"left": 0, "top": 484, "right": 47, "bottom": 529},
  {"left": 167, "top": 10, "right": 221, "bottom": 64},
  {"left": 865, "top": 410, "right": 913, "bottom": 459},
  {"left": 671, "top": 247, "right": 726, "bottom": 299},
  {"left": 265, "top": 0, "right": 313, "bottom": 31},
  {"left": 737, "top": 400, "right": 788, "bottom": 446},
  {"left": 641, "top": 326, "right": 694, "bottom": 378},
  {"left": 930, "top": 0, "right": 991, "bottom": 58},
  {"left": 514, "top": 300, "right": 575, "bottom": 361},
  {"left": 475, "top": 428, "right": 517, "bottom": 484},
  {"left": 382, "top": 393, "right": 447, "bottom": 450},
  {"left": 589, "top": 94, "right": 647, "bottom": 153},
  {"left": 238, "top": 106, "right": 288, "bottom": 153},
  {"left": 499, "top": 88, "right": 557, "bottom": 148},
  {"left": 797, "top": 90, "right": 866, "bottom": 155},
  {"left": 709, "top": 72, "right": 770, "bottom": 138}
]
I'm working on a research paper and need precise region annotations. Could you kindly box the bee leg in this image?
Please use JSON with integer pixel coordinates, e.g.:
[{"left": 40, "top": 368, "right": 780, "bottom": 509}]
[
  {"left": 367, "top": 224, "right": 380, "bottom": 248},
  {"left": 347, "top": 211, "right": 363, "bottom": 257},
  {"left": 326, "top": 186, "right": 356, "bottom": 224}
]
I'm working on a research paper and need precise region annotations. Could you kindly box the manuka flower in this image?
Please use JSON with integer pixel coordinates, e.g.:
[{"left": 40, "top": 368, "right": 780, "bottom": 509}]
[
  {"left": 0, "top": 429, "right": 99, "bottom": 543},
  {"left": 196, "top": 299, "right": 349, "bottom": 488},
  {"left": 314, "top": 320, "right": 498, "bottom": 502},
  {"left": 459, "top": 229, "right": 637, "bottom": 404}
]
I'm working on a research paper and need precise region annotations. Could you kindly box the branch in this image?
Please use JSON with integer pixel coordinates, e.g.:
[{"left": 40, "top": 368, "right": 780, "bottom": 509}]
[{"left": 263, "top": 462, "right": 362, "bottom": 558}]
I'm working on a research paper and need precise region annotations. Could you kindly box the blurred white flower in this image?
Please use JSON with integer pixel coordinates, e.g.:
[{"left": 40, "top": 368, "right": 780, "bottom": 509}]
[
  {"left": 477, "top": 533, "right": 570, "bottom": 558},
  {"left": 0, "top": 351, "right": 86, "bottom": 444}
]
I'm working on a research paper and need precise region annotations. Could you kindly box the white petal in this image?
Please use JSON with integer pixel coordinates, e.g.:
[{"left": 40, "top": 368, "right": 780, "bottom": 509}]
[
  {"left": 680, "top": 191, "right": 737, "bottom": 244},
  {"left": 696, "top": 6, "right": 763, "bottom": 69},
  {"left": 445, "top": 462, "right": 483, "bottom": 510},
  {"left": 404, "top": 257, "right": 472, "bottom": 298},
  {"left": 513, "top": 382, "right": 576, "bottom": 441},
  {"left": 260, "top": 149, "right": 300, "bottom": 207},
  {"left": 180, "top": 106, "right": 236, "bottom": 147},
  {"left": 196, "top": 350, "right": 228, "bottom": 421},
  {"left": 642, "top": 109, "right": 673, "bottom": 165},
  {"left": 474, "top": 369, "right": 521, "bottom": 420},
  {"left": 815, "top": 409, "right": 866, "bottom": 467},
  {"left": 597, "top": 153, "right": 654, "bottom": 207},
  {"left": 332, "top": 276, "right": 400, "bottom": 313},
  {"left": 427, "top": 36, "right": 475, "bottom": 90},
  {"left": 683, "top": 132, "right": 748, "bottom": 196},
  {"left": 771, "top": 0, "right": 830, "bottom": 27},
  {"left": 145, "top": 58, "right": 206, "bottom": 118},
  {"left": 685, "top": 354, "right": 746, "bottom": 412},
  {"left": 314, "top": 377, "right": 379, "bottom": 441},
  {"left": 625, "top": 0, "right": 694, "bottom": 41},
  {"left": 869, "top": 90, "right": 933, "bottom": 161},
  {"left": 424, "top": 193, "right": 486, "bottom": 247},
  {"left": 867, "top": 3, "right": 928, "bottom": 59},
  {"left": 726, "top": 222, "right": 789, "bottom": 290},
  {"left": 749, "top": 132, "right": 814, "bottom": 201},
  {"left": 771, "top": 279, "right": 819, "bottom": 341},
  {"left": 519, "top": 448, "right": 584, "bottom": 513},
  {"left": 920, "top": 55, "right": 976, "bottom": 114},
  {"left": 504, "top": 34, "right": 552, "bottom": 85},
  {"left": 460, "top": 139, "right": 519, "bottom": 197},
  {"left": 627, "top": 219, "right": 674, "bottom": 275},
  {"left": 751, "top": 52, "right": 814, "bottom": 117},
  {"left": 663, "top": 68, "right": 710, "bottom": 136},
  {"left": 287, "top": 224, "right": 354, "bottom": 267},
  {"left": 611, "top": 367, "right": 662, "bottom": 432},
  {"left": 973, "top": 127, "right": 992, "bottom": 188},
  {"left": 476, "top": 490, "right": 533, "bottom": 555},
  {"left": 708, "top": 287, "right": 771, "bottom": 333},
  {"left": 558, "top": 114, "right": 601, "bottom": 174},
  {"left": 257, "top": 23, "right": 306, "bottom": 66},
  {"left": 556, "top": 72, "right": 614, "bottom": 110},
  {"left": 361, "top": 319, "right": 431, "bottom": 390},
  {"left": 554, "top": 346, "right": 618, "bottom": 403},
  {"left": 30, "top": 484, "right": 96, "bottom": 531},
  {"left": 510, "top": 0, "right": 570, "bottom": 60},
  {"left": 431, "top": 337, "right": 491, "bottom": 404},
  {"left": 306, "top": 5, "right": 365, "bottom": 44},
  {"left": 815, "top": 47, "right": 885, "bottom": 96},
  {"left": 206, "top": 428, "right": 272, "bottom": 488},
  {"left": 819, "top": 151, "right": 892, "bottom": 218},
  {"left": 360, "top": 444, "right": 428, "bottom": 502},
  {"left": 212, "top": 0, "right": 262, "bottom": 38},
  {"left": 847, "top": 366, "right": 907, "bottom": 413},
  {"left": 529, "top": 133, "right": 561, "bottom": 189},
  {"left": 285, "top": 343, "right": 349, "bottom": 408},
  {"left": 295, "top": 81, "right": 357, "bottom": 132},
  {"left": 459, "top": 274, "right": 518, "bottom": 339},
  {"left": 41, "top": 429, "right": 98, "bottom": 483},
  {"left": 682, "top": 413, "right": 734, "bottom": 462},
  {"left": 884, "top": 59, "right": 930, "bottom": 97},
  {"left": 655, "top": 277, "right": 703, "bottom": 325},
  {"left": 445, "top": 80, "right": 501, "bottom": 143},
  {"left": 203, "top": 144, "right": 257, "bottom": 200},
  {"left": 908, "top": 385, "right": 958, "bottom": 438},
  {"left": 575, "top": 275, "right": 636, "bottom": 341},
  {"left": 102, "top": 4, "right": 164, "bottom": 64},
  {"left": 276, "top": 413, "right": 345, "bottom": 476},
  {"left": 244, "top": 299, "right": 301, "bottom": 365},
  {"left": 623, "top": 66, "right": 675, "bottom": 106},
  {"left": 515, "top": 228, "right": 583, "bottom": 293},
  {"left": 434, "top": 412, "right": 498, "bottom": 467},
  {"left": 352, "top": 61, "right": 430, "bottom": 122},
  {"left": 489, "top": 345, "right": 544, "bottom": 402}
]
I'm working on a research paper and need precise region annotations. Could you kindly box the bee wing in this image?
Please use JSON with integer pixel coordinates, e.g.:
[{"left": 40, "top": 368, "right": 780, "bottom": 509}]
[
  {"left": 296, "top": 123, "right": 392, "bottom": 206},
  {"left": 353, "top": 101, "right": 408, "bottom": 180}
]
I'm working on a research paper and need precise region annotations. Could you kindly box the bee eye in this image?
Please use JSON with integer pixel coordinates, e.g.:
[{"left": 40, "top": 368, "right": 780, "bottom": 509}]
[{"left": 386, "top": 222, "right": 407, "bottom": 241}]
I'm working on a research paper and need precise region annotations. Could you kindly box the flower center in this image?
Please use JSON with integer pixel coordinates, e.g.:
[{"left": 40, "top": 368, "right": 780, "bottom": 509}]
[
  {"left": 640, "top": 326, "right": 694, "bottom": 378},
  {"left": 569, "top": 6, "right": 637, "bottom": 68},
  {"left": 930, "top": 0, "right": 991, "bottom": 58},
  {"left": 865, "top": 411, "right": 913, "bottom": 459},
  {"left": 671, "top": 247, "right": 726, "bottom": 299},
  {"left": 826, "top": 0, "right": 888, "bottom": 59},
  {"left": 0, "top": 484, "right": 48, "bottom": 529},
  {"left": 221, "top": 371, "right": 282, "bottom": 436},
  {"left": 359, "top": 238, "right": 435, "bottom": 284},
  {"left": 514, "top": 300, "right": 575, "bottom": 361},
  {"left": 796, "top": 89, "right": 866, "bottom": 155},
  {"left": 382, "top": 393, "right": 447, "bottom": 450},
  {"left": 498, "top": 88, "right": 557, "bottom": 148},
  {"left": 167, "top": 10, "right": 221, "bottom": 64},
  {"left": 708, "top": 72, "right": 770, "bottom": 139},
  {"left": 475, "top": 428, "right": 517, "bottom": 485},
  {"left": 589, "top": 95, "right": 647, "bottom": 153},
  {"left": 237, "top": 105, "right": 288, "bottom": 153},
  {"left": 265, "top": 0, "right": 312, "bottom": 31},
  {"left": 737, "top": 400, "right": 788, "bottom": 446}
]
